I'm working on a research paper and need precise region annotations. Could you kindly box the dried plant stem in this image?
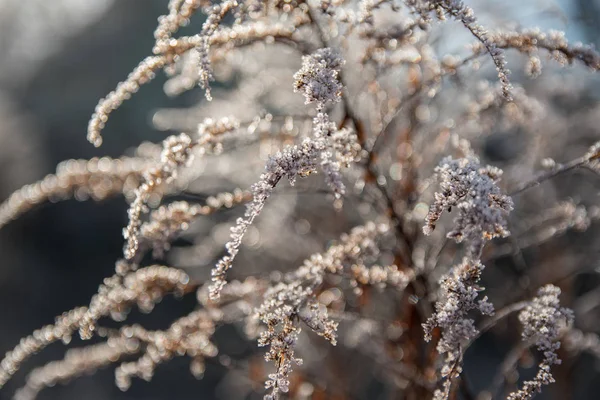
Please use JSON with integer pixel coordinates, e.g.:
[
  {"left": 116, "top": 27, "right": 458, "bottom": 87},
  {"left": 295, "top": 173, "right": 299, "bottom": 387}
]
[{"left": 509, "top": 152, "right": 599, "bottom": 196}]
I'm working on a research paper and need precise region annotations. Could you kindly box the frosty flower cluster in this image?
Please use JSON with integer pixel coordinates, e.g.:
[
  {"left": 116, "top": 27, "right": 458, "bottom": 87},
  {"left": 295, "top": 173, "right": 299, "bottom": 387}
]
[
  {"left": 256, "top": 222, "right": 387, "bottom": 399},
  {"left": 424, "top": 156, "right": 513, "bottom": 257},
  {"left": 293, "top": 48, "right": 345, "bottom": 107},
  {"left": 297, "top": 49, "right": 359, "bottom": 199},
  {"left": 508, "top": 285, "right": 574, "bottom": 400},
  {"left": 423, "top": 258, "right": 494, "bottom": 370}
]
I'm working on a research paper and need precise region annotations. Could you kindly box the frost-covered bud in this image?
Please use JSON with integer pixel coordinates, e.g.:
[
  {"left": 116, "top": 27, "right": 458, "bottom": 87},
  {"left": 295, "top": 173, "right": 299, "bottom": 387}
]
[
  {"left": 293, "top": 48, "right": 345, "bottom": 106},
  {"left": 507, "top": 285, "right": 573, "bottom": 400},
  {"left": 525, "top": 55, "right": 542, "bottom": 78},
  {"left": 423, "top": 256, "right": 494, "bottom": 400},
  {"left": 424, "top": 156, "right": 513, "bottom": 257},
  {"left": 518, "top": 285, "right": 573, "bottom": 365},
  {"left": 424, "top": 258, "right": 493, "bottom": 355}
]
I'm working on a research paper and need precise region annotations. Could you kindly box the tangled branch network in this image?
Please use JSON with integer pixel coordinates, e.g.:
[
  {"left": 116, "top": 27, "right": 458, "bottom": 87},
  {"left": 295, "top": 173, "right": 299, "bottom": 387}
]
[{"left": 2, "top": 1, "right": 600, "bottom": 399}]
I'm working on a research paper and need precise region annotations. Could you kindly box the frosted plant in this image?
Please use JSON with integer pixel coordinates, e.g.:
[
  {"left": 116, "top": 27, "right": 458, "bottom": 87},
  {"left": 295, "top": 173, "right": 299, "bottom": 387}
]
[
  {"left": 114, "top": 309, "right": 219, "bottom": 390},
  {"left": 479, "top": 29, "right": 600, "bottom": 73},
  {"left": 423, "top": 156, "right": 513, "bottom": 257},
  {"left": 209, "top": 47, "right": 359, "bottom": 300},
  {"left": 14, "top": 338, "right": 140, "bottom": 400},
  {"left": 256, "top": 222, "right": 388, "bottom": 399},
  {"left": 209, "top": 138, "right": 320, "bottom": 300},
  {"left": 196, "top": 0, "right": 240, "bottom": 101},
  {"left": 295, "top": 48, "right": 359, "bottom": 198},
  {"left": 124, "top": 117, "right": 241, "bottom": 261},
  {"left": 140, "top": 190, "right": 251, "bottom": 259},
  {"left": 0, "top": 266, "right": 191, "bottom": 386},
  {"left": 2, "top": 1, "right": 600, "bottom": 400},
  {"left": 507, "top": 285, "right": 574, "bottom": 400},
  {"left": 408, "top": 0, "right": 512, "bottom": 99},
  {"left": 350, "top": 263, "right": 414, "bottom": 290},
  {"left": 293, "top": 48, "right": 345, "bottom": 107},
  {"left": 0, "top": 157, "right": 149, "bottom": 229},
  {"left": 123, "top": 133, "right": 195, "bottom": 260},
  {"left": 421, "top": 154, "right": 513, "bottom": 398},
  {"left": 423, "top": 258, "right": 494, "bottom": 400},
  {"left": 87, "top": 56, "right": 168, "bottom": 147},
  {"left": 0, "top": 308, "right": 88, "bottom": 388}
]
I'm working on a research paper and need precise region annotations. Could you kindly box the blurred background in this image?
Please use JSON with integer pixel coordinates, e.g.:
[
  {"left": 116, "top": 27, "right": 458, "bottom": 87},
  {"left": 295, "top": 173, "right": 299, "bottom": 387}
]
[{"left": 0, "top": 1, "right": 599, "bottom": 399}]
